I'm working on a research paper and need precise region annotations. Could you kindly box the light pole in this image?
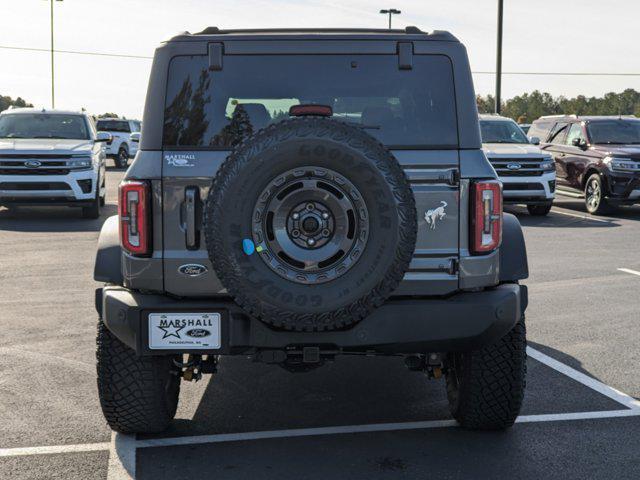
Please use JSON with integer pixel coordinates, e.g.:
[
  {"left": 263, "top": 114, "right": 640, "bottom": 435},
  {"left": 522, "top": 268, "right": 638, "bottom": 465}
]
[
  {"left": 495, "top": 0, "right": 503, "bottom": 114},
  {"left": 49, "top": 0, "right": 64, "bottom": 109},
  {"left": 379, "top": 9, "right": 401, "bottom": 30}
]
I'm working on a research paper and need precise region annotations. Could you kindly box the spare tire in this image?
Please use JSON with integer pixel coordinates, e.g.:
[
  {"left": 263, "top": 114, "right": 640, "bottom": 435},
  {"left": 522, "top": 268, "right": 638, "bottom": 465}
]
[{"left": 204, "top": 117, "right": 416, "bottom": 332}]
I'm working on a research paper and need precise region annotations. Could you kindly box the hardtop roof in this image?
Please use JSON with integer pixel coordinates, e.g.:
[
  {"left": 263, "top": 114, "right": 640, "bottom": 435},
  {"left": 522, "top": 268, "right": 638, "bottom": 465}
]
[{"left": 165, "top": 26, "right": 458, "bottom": 43}]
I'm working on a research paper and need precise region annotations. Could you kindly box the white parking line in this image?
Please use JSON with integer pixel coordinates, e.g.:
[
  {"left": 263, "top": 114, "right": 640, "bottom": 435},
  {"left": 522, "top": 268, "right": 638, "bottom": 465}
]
[
  {"left": 4, "top": 407, "right": 640, "bottom": 460},
  {"left": 107, "top": 433, "right": 136, "bottom": 480},
  {"left": 0, "top": 442, "right": 110, "bottom": 457},
  {"left": 136, "top": 409, "right": 640, "bottom": 449},
  {"left": 618, "top": 268, "right": 640, "bottom": 277},
  {"left": 527, "top": 347, "right": 640, "bottom": 410},
  {"left": 551, "top": 209, "right": 613, "bottom": 223}
]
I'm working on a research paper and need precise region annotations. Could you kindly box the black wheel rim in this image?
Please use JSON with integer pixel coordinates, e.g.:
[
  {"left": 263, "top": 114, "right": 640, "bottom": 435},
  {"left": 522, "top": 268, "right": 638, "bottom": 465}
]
[
  {"left": 252, "top": 166, "right": 369, "bottom": 284},
  {"left": 586, "top": 179, "right": 600, "bottom": 211},
  {"left": 119, "top": 149, "right": 127, "bottom": 164}
]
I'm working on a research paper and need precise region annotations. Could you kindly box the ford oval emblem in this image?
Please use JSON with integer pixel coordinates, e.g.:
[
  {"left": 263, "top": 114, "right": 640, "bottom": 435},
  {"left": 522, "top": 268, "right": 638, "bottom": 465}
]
[
  {"left": 178, "top": 264, "right": 208, "bottom": 277},
  {"left": 186, "top": 328, "right": 211, "bottom": 338},
  {"left": 506, "top": 163, "right": 522, "bottom": 171},
  {"left": 25, "top": 160, "right": 42, "bottom": 168}
]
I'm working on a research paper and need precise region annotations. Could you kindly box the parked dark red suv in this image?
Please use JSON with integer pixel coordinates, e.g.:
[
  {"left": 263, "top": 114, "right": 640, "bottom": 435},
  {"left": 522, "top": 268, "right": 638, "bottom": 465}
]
[{"left": 529, "top": 115, "right": 640, "bottom": 214}]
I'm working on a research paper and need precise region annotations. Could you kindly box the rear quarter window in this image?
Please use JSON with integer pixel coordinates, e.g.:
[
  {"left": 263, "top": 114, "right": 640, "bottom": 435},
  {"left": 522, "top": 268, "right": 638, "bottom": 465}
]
[
  {"left": 162, "top": 54, "right": 458, "bottom": 149},
  {"left": 527, "top": 121, "right": 554, "bottom": 142}
]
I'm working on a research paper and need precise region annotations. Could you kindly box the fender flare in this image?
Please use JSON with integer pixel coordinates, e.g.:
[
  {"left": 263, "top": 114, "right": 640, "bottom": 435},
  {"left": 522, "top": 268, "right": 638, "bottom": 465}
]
[
  {"left": 94, "top": 215, "right": 123, "bottom": 285},
  {"left": 500, "top": 213, "right": 529, "bottom": 282}
]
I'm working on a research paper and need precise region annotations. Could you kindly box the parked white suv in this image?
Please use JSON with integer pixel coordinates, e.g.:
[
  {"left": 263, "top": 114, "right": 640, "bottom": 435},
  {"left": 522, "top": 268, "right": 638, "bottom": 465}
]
[
  {"left": 95, "top": 118, "right": 141, "bottom": 168},
  {"left": 479, "top": 114, "right": 556, "bottom": 216},
  {"left": 0, "top": 108, "right": 107, "bottom": 218}
]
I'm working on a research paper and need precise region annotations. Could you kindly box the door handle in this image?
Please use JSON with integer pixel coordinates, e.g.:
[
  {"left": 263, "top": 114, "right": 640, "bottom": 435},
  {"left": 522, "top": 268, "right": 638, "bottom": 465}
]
[{"left": 184, "top": 187, "right": 200, "bottom": 250}]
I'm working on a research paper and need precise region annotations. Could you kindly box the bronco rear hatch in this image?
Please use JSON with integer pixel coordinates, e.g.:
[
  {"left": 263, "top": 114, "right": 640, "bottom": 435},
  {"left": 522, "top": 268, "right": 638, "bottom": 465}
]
[{"left": 158, "top": 41, "right": 462, "bottom": 297}]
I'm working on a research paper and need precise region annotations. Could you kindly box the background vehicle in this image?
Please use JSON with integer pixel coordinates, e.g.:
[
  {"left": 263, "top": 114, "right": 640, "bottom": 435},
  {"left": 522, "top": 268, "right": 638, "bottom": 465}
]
[
  {"left": 530, "top": 115, "right": 640, "bottom": 214},
  {"left": 0, "top": 108, "right": 107, "bottom": 218},
  {"left": 94, "top": 27, "right": 529, "bottom": 434},
  {"left": 95, "top": 118, "right": 141, "bottom": 168},
  {"left": 480, "top": 114, "right": 556, "bottom": 215},
  {"left": 519, "top": 123, "right": 531, "bottom": 134}
]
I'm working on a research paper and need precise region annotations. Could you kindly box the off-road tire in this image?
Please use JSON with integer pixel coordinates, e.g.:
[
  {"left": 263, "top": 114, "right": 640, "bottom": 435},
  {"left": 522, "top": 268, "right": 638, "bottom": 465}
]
[
  {"left": 96, "top": 320, "right": 180, "bottom": 434},
  {"left": 585, "top": 173, "right": 611, "bottom": 215},
  {"left": 116, "top": 146, "right": 129, "bottom": 168},
  {"left": 82, "top": 183, "right": 101, "bottom": 219},
  {"left": 445, "top": 316, "right": 527, "bottom": 430},
  {"left": 526, "top": 202, "right": 552, "bottom": 216},
  {"left": 204, "top": 117, "right": 416, "bottom": 332}
]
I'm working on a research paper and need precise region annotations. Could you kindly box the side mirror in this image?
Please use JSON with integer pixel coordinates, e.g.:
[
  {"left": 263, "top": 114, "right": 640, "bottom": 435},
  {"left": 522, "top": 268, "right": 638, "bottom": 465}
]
[
  {"left": 529, "top": 136, "right": 540, "bottom": 145},
  {"left": 96, "top": 131, "right": 112, "bottom": 143},
  {"left": 130, "top": 132, "right": 141, "bottom": 143},
  {"left": 572, "top": 138, "right": 587, "bottom": 149}
]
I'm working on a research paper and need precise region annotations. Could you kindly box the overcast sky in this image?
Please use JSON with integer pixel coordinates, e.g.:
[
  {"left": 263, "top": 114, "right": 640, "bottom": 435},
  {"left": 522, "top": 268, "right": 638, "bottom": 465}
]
[{"left": 1, "top": 0, "right": 638, "bottom": 118}]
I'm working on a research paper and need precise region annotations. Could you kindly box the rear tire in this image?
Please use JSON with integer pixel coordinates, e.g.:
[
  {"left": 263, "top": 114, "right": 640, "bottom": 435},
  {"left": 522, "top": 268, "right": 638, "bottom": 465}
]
[
  {"left": 445, "top": 316, "right": 527, "bottom": 430},
  {"left": 526, "top": 202, "right": 552, "bottom": 216},
  {"left": 96, "top": 320, "right": 180, "bottom": 434}
]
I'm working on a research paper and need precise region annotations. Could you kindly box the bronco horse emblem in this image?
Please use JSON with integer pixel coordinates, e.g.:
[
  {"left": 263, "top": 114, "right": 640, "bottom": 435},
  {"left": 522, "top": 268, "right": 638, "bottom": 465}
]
[{"left": 425, "top": 201, "right": 448, "bottom": 230}]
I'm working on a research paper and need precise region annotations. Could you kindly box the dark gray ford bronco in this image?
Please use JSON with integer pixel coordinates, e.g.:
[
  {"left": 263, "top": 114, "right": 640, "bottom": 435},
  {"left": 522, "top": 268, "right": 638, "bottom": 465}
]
[{"left": 94, "top": 27, "right": 529, "bottom": 433}]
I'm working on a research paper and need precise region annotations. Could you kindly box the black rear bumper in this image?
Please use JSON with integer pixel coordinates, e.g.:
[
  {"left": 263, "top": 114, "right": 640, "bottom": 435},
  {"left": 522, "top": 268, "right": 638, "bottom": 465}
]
[{"left": 97, "top": 284, "right": 527, "bottom": 356}]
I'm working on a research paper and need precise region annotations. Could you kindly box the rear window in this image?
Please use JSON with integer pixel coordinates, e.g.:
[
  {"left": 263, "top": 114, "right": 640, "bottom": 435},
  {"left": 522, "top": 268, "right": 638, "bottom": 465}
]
[
  {"left": 162, "top": 54, "right": 458, "bottom": 149},
  {"left": 97, "top": 120, "right": 130, "bottom": 133},
  {"left": 527, "top": 121, "right": 554, "bottom": 142}
]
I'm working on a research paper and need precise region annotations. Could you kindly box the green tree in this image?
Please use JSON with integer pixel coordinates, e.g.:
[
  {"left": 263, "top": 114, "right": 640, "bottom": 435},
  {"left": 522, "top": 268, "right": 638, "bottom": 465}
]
[
  {"left": 477, "top": 89, "right": 640, "bottom": 122},
  {"left": 0, "top": 95, "right": 33, "bottom": 112}
]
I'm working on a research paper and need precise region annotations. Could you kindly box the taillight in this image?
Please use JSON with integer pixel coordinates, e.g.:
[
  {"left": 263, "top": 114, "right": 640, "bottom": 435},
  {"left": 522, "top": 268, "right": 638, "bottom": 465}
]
[
  {"left": 471, "top": 181, "right": 502, "bottom": 255},
  {"left": 289, "top": 104, "right": 333, "bottom": 117},
  {"left": 119, "top": 180, "right": 150, "bottom": 256}
]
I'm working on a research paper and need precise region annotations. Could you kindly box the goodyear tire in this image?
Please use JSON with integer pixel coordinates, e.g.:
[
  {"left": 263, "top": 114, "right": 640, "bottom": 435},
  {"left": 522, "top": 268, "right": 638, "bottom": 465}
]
[
  {"left": 96, "top": 321, "right": 180, "bottom": 433},
  {"left": 204, "top": 117, "right": 416, "bottom": 332},
  {"left": 445, "top": 316, "right": 527, "bottom": 430}
]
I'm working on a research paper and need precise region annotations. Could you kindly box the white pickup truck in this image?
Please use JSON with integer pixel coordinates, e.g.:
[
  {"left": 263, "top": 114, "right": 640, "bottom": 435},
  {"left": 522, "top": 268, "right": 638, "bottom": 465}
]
[{"left": 95, "top": 118, "right": 141, "bottom": 168}]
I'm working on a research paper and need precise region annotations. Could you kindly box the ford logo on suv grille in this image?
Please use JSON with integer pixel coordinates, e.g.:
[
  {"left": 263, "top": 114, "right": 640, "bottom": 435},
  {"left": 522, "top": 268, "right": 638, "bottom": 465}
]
[
  {"left": 25, "top": 160, "right": 42, "bottom": 168},
  {"left": 506, "top": 163, "right": 522, "bottom": 171}
]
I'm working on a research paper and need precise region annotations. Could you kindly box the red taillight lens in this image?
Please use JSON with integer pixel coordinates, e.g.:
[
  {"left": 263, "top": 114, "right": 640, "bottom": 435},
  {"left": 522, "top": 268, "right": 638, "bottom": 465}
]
[
  {"left": 471, "top": 181, "right": 502, "bottom": 255},
  {"left": 119, "top": 180, "right": 150, "bottom": 256},
  {"left": 289, "top": 104, "right": 333, "bottom": 117}
]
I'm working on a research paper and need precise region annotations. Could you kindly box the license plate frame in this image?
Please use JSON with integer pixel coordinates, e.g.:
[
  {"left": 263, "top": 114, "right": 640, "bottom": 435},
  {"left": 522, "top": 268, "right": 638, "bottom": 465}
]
[{"left": 148, "top": 312, "right": 222, "bottom": 350}]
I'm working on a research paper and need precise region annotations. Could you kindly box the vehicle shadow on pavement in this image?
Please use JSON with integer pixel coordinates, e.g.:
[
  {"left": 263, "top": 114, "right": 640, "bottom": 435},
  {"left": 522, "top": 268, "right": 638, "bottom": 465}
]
[
  {"left": 161, "top": 355, "right": 451, "bottom": 439},
  {"left": 135, "top": 346, "right": 637, "bottom": 480},
  {"left": 142, "top": 345, "right": 628, "bottom": 443},
  {"left": 0, "top": 205, "right": 117, "bottom": 232}
]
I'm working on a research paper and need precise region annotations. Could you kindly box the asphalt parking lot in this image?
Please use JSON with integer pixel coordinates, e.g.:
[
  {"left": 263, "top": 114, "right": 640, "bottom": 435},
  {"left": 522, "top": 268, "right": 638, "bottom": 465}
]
[{"left": 1, "top": 168, "right": 639, "bottom": 479}]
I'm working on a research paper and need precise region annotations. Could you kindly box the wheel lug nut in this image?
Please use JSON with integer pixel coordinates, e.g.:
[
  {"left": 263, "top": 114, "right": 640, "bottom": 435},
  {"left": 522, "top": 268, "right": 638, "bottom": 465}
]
[
  {"left": 291, "top": 229, "right": 300, "bottom": 238},
  {"left": 322, "top": 229, "right": 330, "bottom": 237},
  {"left": 292, "top": 213, "right": 300, "bottom": 220},
  {"left": 306, "top": 203, "right": 315, "bottom": 210},
  {"left": 307, "top": 238, "right": 316, "bottom": 246},
  {"left": 321, "top": 212, "right": 329, "bottom": 219}
]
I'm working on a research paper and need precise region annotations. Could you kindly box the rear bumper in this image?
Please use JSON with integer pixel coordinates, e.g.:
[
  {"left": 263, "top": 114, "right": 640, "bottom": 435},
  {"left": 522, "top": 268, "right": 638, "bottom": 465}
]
[{"left": 97, "top": 283, "right": 527, "bottom": 356}]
